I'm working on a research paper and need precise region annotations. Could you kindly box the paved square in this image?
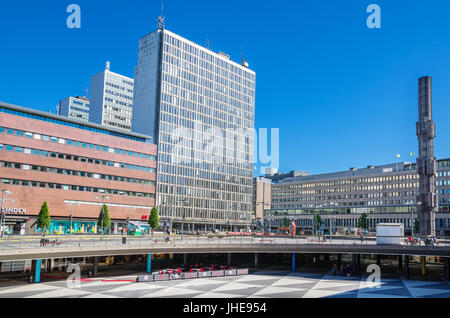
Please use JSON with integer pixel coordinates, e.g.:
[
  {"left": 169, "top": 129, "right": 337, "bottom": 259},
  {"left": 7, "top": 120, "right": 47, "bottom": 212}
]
[{"left": 0, "top": 270, "right": 448, "bottom": 298}]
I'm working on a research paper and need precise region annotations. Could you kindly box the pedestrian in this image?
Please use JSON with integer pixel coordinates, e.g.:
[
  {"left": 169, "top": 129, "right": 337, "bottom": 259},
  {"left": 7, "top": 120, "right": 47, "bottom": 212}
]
[
  {"left": 40, "top": 234, "right": 46, "bottom": 247},
  {"left": 332, "top": 264, "right": 337, "bottom": 276},
  {"left": 340, "top": 264, "right": 344, "bottom": 276},
  {"left": 345, "top": 264, "right": 351, "bottom": 277}
]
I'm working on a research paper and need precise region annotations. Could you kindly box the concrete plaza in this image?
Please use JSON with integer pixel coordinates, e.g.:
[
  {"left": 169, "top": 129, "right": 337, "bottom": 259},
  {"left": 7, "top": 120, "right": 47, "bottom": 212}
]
[{"left": 0, "top": 269, "right": 449, "bottom": 298}]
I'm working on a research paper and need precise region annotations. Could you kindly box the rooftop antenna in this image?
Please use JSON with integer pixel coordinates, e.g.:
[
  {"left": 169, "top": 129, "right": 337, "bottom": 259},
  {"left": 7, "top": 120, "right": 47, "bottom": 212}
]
[
  {"left": 84, "top": 87, "right": 89, "bottom": 98},
  {"left": 206, "top": 39, "right": 210, "bottom": 49},
  {"left": 157, "top": 0, "right": 165, "bottom": 30},
  {"left": 240, "top": 43, "right": 249, "bottom": 68}
]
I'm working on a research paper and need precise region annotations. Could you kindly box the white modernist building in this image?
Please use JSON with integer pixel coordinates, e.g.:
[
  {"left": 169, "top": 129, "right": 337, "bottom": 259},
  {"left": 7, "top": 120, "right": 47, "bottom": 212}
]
[
  {"left": 89, "top": 61, "right": 134, "bottom": 131},
  {"left": 58, "top": 96, "right": 90, "bottom": 122},
  {"left": 132, "top": 27, "right": 256, "bottom": 231}
]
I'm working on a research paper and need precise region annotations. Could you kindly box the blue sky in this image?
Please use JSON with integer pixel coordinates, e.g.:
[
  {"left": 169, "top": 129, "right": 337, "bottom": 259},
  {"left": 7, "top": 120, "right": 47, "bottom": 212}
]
[{"left": 1, "top": 1, "right": 450, "bottom": 176}]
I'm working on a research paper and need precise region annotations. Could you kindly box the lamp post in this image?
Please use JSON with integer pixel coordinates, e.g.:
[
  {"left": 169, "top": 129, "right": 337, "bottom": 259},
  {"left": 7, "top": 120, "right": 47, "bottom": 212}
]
[
  {"left": 178, "top": 198, "right": 189, "bottom": 235},
  {"left": 94, "top": 195, "right": 110, "bottom": 239},
  {"left": 126, "top": 207, "right": 136, "bottom": 235},
  {"left": 164, "top": 203, "right": 175, "bottom": 234},
  {"left": 256, "top": 199, "right": 270, "bottom": 234},
  {"left": 161, "top": 202, "right": 176, "bottom": 233},
  {"left": 67, "top": 203, "right": 80, "bottom": 236},
  {"left": 412, "top": 201, "right": 422, "bottom": 238},
  {"left": 1, "top": 190, "right": 12, "bottom": 238},
  {"left": 69, "top": 204, "right": 73, "bottom": 236}
]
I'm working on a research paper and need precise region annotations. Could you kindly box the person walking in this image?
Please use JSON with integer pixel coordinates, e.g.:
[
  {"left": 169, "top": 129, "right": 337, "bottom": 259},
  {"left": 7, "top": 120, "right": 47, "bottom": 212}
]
[
  {"left": 345, "top": 264, "right": 351, "bottom": 277},
  {"left": 40, "top": 234, "right": 47, "bottom": 247},
  {"left": 332, "top": 264, "right": 337, "bottom": 276},
  {"left": 340, "top": 264, "right": 344, "bottom": 276}
]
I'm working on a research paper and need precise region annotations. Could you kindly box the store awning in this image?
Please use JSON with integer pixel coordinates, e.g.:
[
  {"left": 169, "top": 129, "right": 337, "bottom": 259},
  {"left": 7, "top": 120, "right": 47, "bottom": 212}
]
[{"left": 3, "top": 215, "right": 30, "bottom": 226}]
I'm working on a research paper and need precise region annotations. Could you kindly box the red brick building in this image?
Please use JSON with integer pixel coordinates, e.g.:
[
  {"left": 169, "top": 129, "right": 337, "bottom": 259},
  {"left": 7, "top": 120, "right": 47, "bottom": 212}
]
[{"left": 0, "top": 101, "right": 157, "bottom": 235}]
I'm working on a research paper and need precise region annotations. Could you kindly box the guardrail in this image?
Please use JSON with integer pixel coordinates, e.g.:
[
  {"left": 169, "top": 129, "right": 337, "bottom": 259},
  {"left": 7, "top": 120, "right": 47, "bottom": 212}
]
[{"left": 0, "top": 235, "right": 449, "bottom": 251}]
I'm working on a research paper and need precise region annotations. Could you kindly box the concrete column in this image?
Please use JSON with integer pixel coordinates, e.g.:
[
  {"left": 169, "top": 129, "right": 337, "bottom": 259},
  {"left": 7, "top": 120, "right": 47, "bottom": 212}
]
[
  {"left": 254, "top": 253, "right": 259, "bottom": 268},
  {"left": 352, "top": 254, "right": 357, "bottom": 273},
  {"left": 147, "top": 254, "right": 152, "bottom": 274},
  {"left": 398, "top": 255, "right": 403, "bottom": 268},
  {"left": 34, "top": 259, "right": 42, "bottom": 283},
  {"left": 292, "top": 253, "right": 296, "bottom": 273},
  {"left": 183, "top": 253, "right": 188, "bottom": 265},
  {"left": 227, "top": 253, "right": 231, "bottom": 267},
  {"left": 445, "top": 258, "right": 450, "bottom": 281},
  {"left": 405, "top": 255, "right": 410, "bottom": 279},
  {"left": 376, "top": 255, "right": 381, "bottom": 266},
  {"left": 357, "top": 254, "right": 361, "bottom": 267},
  {"left": 93, "top": 256, "right": 98, "bottom": 277},
  {"left": 421, "top": 256, "right": 427, "bottom": 276},
  {"left": 337, "top": 254, "right": 342, "bottom": 267}
]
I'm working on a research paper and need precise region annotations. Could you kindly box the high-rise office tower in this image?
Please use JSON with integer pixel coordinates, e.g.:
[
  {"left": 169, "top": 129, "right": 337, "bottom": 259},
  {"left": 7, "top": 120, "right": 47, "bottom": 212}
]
[
  {"left": 58, "top": 96, "right": 90, "bottom": 122},
  {"left": 132, "top": 25, "right": 256, "bottom": 231},
  {"left": 89, "top": 61, "right": 134, "bottom": 131},
  {"left": 416, "top": 76, "right": 438, "bottom": 236}
]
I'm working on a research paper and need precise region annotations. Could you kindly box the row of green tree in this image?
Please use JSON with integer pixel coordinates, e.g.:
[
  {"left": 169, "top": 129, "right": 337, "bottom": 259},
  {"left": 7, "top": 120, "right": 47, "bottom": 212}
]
[{"left": 36, "top": 202, "right": 160, "bottom": 235}]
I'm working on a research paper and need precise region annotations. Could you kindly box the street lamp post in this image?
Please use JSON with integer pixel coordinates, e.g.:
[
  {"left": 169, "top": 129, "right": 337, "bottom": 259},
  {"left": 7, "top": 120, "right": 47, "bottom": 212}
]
[
  {"left": 68, "top": 203, "right": 73, "bottom": 236},
  {"left": 1, "top": 190, "right": 12, "bottom": 238},
  {"left": 67, "top": 203, "right": 79, "bottom": 236},
  {"left": 177, "top": 198, "right": 189, "bottom": 236},
  {"left": 256, "top": 200, "right": 269, "bottom": 235},
  {"left": 162, "top": 203, "right": 171, "bottom": 234},
  {"left": 182, "top": 211, "right": 185, "bottom": 236},
  {"left": 412, "top": 201, "right": 422, "bottom": 238},
  {"left": 327, "top": 202, "right": 339, "bottom": 236},
  {"left": 161, "top": 201, "right": 176, "bottom": 234}
]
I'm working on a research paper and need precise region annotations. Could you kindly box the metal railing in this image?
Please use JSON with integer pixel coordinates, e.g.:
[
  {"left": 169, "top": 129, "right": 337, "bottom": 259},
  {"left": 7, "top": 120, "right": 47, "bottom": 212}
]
[{"left": 0, "top": 234, "right": 449, "bottom": 251}]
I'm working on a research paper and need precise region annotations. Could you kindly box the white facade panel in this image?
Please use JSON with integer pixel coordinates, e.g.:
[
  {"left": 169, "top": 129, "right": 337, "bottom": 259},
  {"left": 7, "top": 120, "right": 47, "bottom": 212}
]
[{"left": 89, "top": 64, "right": 134, "bottom": 131}]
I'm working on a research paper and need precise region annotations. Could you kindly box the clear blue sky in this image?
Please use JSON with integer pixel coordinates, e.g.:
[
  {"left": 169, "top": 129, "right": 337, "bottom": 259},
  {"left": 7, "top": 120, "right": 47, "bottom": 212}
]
[{"left": 1, "top": 0, "right": 450, "bottom": 176}]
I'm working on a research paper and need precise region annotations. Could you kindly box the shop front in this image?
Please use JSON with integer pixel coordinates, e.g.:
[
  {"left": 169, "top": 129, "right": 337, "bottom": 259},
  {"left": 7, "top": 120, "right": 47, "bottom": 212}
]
[
  {"left": 128, "top": 221, "right": 149, "bottom": 236},
  {"left": 1, "top": 208, "right": 30, "bottom": 236},
  {"left": 33, "top": 220, "right": 97, "bottom": 235}
]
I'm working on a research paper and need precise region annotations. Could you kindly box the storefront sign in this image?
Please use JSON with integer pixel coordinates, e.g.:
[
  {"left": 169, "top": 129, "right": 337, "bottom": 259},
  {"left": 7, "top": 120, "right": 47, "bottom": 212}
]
[{"left": 1, "top": 208, "right": 26, "bottom": 214}]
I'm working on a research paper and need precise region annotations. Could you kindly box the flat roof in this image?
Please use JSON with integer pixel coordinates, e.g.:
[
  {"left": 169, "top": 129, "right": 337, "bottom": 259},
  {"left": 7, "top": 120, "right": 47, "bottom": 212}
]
[
  {"left": 142, "top": 29, "right": 255, "bottom": 74},
  {"left": 0, "top": 101, "right": 151, "bottom": 142},
  {"left": 272, "top": 160, "right": 449, "bottom": 184}
]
